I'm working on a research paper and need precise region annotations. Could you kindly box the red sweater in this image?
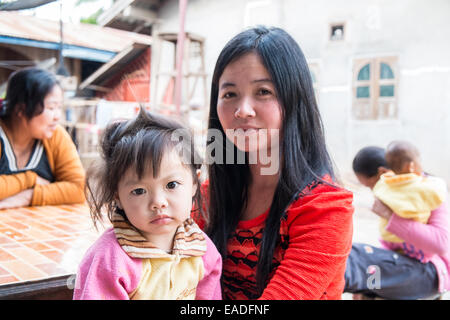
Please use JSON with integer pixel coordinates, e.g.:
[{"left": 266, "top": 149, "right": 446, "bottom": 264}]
[{"left": 201, "top": 177, "right": 354, "bottom": 300}]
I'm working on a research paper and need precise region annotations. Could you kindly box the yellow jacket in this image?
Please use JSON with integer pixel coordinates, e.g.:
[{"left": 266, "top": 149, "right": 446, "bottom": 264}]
[
  {"left": 373, "top": 172, "right": 447, "bottom": 243},
  {"left": 0, "top": 124, "right": 85, "bottom": 205}
]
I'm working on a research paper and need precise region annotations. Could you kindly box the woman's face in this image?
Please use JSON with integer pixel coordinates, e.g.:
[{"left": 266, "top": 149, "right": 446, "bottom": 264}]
[
  {"left": 217, "top": 52, "right": 282, "bottom": 155},
  {"left": 355, "top": 173, "right": 380, "bottom": 190},
  {"left": 26, "top": 85, "right": 63, "bottom": 140}
]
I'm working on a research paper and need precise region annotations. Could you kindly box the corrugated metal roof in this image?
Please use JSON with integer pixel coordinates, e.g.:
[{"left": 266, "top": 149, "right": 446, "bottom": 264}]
[
  {"left": 98, "top": 0, "right": 164, "bottom": 34},
  {"left": 0, "top": 35, "right": 116, "bottom": 62},
  {"left": 0, "top": 0, "right": 56, "bottom": 11},
  {"left": 0, "top": 11, "right": 152, "bottom": 53}
]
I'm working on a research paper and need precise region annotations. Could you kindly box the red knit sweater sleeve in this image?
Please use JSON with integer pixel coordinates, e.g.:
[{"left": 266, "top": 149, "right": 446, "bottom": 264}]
[{"left": 259, "top": 183, "right": 354, "bottom": 300}]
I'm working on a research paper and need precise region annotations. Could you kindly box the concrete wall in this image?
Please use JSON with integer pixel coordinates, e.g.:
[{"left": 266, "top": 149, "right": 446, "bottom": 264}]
[{"left": 156, "top": 0, "right": 450, "bottom": 185}]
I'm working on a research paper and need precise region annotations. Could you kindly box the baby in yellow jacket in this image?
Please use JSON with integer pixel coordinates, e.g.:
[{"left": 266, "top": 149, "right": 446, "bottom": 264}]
[{"left": 373, "top": 141, "right": 447, "bottom": 244}]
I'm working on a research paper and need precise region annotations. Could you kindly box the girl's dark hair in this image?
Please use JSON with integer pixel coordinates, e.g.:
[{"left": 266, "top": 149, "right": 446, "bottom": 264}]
[
  {"left": 206, "top": 26, "right": 335, "bottom": 295},
  {"left": 86, "top": 108, "right": 203, "bottom": 228},
  {"left": 352, "top": 146, "right": 387, "bottom": 177},
  {"left": 0, "top": 67, "right": 60, "bottom": 121}
]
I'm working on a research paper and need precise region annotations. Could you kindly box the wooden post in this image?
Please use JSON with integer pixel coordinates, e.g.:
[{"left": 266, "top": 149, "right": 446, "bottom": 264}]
[{"left": 174, "top": 0, "right": 188, "bottom": 115}]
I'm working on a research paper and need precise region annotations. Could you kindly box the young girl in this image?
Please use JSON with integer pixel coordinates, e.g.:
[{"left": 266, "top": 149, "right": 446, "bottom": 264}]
[
  {"left": 204, "top": 26, "right": 354, "bottom": 300},
  {"left": 73, "top": 109, "right": 222, "bottom": 300}
]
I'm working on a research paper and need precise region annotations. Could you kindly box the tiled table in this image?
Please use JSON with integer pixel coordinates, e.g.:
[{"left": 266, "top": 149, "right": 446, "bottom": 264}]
[{"left": 0, "top": 204, "right": 107, "bottom": 299}]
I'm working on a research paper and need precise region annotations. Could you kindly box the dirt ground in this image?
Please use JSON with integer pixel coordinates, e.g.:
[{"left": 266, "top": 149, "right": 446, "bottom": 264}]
[{"left": 340, "top": 173, "right": 450, "bottom": 300}]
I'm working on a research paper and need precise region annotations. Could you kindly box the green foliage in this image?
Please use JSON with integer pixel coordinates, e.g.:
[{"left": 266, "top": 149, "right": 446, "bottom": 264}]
[
  {"left": 80, "top": 7, "right": 103, "bottom": 25},
  {"left": 75, "top": 0, "right": 100, "bottom": 6}
]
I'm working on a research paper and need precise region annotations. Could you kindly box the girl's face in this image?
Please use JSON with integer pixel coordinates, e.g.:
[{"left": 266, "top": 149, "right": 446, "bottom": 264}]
[
  {"left": 116, "top": 149, "right": 197, "bottom": 251},
  {"left": 25, "top": 85, "right": 63, "bottom": 140},
  {"left": 217, "top": 52, "right": 282, "bottom": 154}
]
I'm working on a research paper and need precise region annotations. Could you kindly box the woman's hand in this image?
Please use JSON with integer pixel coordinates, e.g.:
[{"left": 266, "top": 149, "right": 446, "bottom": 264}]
[
  {"left": 371, "top": 197, "right": 393, "bottom": 220},
  {"left": 0, "top": 189, "right": 33, "bottom": 210}
]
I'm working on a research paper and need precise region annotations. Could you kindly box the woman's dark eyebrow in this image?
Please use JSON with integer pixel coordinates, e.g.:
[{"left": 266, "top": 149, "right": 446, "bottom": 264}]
[
  {"left": 220, "top": 78, "right": 272, "bottom": 90},
  {"left": 252, "top": 78, "right": 272, "bottom": 84},
  {"left": 219, "top": 82, "right": 235, "bottom": 90}
]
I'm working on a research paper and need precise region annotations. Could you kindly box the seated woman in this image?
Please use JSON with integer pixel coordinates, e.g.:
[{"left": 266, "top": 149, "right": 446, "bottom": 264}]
[
  {"left": 204, "top": 26, "right": 354, "bottom": 300},
  {"left": 0, "top": 68, "right": 85, "bottom": 209},
  {"left": 345, "top": 145, "right": 450, "bottom": 299}
]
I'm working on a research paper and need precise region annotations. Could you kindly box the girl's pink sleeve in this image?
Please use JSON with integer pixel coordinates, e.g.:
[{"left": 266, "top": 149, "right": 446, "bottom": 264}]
[
  {"left": 73, "top": 229, "right": 142, "bottom": 300},
  {"left": 196, "top": 233, "right": 222, "bottom": 300},
  {"left": 386, "top": 200, "right": 450, "bottom": 256}
]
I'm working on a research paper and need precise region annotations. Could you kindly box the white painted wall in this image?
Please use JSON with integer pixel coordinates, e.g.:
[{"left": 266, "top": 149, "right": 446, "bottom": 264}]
[{"left": 156, "top": 0, "right": 450, "bottom": 185}]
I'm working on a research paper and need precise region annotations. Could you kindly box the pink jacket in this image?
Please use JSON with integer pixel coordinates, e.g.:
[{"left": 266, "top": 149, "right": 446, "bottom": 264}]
[
  {"left": 382, "top": 200, "right": 450, "bottom": 293},
  {"left": 73, "top": 228, "right": 222, "bottom": 300}
]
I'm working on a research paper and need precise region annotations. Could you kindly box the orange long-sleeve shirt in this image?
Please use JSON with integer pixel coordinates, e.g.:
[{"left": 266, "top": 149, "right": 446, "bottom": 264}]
[
  {"left": 0, "top": 124, "right": 85, "bottom": 206},
  {"left": 257, "top": 180, "right": 354, "bottom": 300}
]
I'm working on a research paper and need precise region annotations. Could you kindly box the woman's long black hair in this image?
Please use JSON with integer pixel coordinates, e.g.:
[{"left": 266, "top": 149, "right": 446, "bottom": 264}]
[
  {"left": 0, "top": 67, "right": 59, "bottom": 121},
  {"left": 206, "top": 26, "right": 336, "bottom": 295}
]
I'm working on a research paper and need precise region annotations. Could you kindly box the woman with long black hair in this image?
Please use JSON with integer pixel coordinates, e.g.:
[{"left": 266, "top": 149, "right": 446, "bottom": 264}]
[{"left": 203, "top": 26, "right": 354, "bottom": 300}]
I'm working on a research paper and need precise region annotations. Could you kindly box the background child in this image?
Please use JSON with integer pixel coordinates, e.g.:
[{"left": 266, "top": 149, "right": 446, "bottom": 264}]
[
  {"left": 373, "top": 140, "right": 447, "bottom": 245},
  {"left": 73, "top": 109, "right": 222, "bottom": 300}
]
